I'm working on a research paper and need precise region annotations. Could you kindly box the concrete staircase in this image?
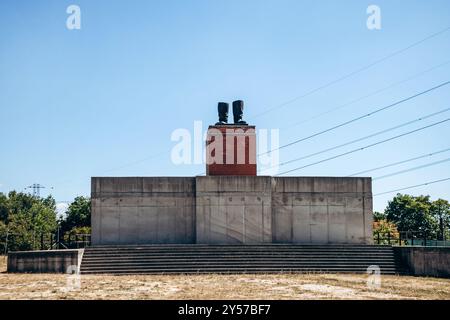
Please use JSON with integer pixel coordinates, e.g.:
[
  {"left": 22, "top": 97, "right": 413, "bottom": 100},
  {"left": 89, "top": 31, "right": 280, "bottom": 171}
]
[{"left": 80, "top": 245, "right": 401, "bottom": 275}]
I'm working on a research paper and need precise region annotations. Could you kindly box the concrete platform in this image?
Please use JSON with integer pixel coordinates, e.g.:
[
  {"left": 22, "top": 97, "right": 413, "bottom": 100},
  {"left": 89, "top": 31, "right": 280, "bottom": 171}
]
[{"left": 91, "top": 176, "right": 373, "bottom": 245}]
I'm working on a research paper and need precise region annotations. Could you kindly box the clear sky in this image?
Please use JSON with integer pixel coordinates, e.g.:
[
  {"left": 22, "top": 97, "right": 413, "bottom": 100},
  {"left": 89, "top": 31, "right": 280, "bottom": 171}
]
[{"left": 1, "top": 0, "right": 449, "bottom": 213}]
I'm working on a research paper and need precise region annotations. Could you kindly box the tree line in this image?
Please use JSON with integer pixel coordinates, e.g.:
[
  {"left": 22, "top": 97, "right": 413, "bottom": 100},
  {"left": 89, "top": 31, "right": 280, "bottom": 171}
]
[
  {"left": 373, "top": 194, "right": 450, "bottom": 241},
  {"left": 0, "top": 191, "right": 90, "bottom": 252}
]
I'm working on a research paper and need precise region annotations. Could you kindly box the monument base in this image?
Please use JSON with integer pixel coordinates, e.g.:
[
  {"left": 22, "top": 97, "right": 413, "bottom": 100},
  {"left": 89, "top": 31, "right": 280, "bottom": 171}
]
[
  {"left": 206, "top": 125, "right": 257, "bottom": 176},
  {"left": 91, "top": 176, "right": 373, "bottom": 245}
]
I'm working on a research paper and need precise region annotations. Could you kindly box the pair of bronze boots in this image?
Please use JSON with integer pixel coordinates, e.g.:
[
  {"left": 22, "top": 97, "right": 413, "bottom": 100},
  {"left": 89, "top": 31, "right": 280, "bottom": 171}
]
[{"left": 216, "top": 100, "right": 248, "bottom": 125}]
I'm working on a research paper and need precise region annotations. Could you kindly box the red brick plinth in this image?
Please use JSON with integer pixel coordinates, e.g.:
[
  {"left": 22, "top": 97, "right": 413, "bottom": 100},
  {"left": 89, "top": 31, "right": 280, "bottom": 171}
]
[{"left": 206, "top": 125, "right": 256, "bottom": 176}]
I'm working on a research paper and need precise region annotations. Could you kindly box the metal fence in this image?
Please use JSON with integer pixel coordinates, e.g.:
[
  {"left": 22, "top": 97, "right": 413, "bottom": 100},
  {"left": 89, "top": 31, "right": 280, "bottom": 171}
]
[
  {"left": 1, "top": 231, "right": 91, "bottom": 254},
  {"left": 374, "top": 231, "right": 450, "bottom": 247}
]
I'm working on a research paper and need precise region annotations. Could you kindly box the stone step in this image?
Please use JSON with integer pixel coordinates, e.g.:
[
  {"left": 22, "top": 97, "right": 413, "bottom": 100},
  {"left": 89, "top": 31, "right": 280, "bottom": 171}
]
[
  {"left": 87, "top": 245, "right": 392, "bottom": 250},
  {"left": 82, "top": 256, "right": 396, "bottom": 261},
  {"left": 83, "top": 254, "right": 395, "bottom": 260},
  {"left": 84, "top": 256, "right": 395, "bottom": 263},
  {"left": 85, "top": 251, "right": 395, "bottom": 255},
  {"left": 80, "top": 268, "right": 399, "bottom": 275},
  {"left": 82, "top": 261, "right": 396, "bottom": 267},
  {"left": 80, "top": 245, "right": 401, "bottom": 275},
  {"left": 85, "top": 251, "right": 395, "bottom": 256}
]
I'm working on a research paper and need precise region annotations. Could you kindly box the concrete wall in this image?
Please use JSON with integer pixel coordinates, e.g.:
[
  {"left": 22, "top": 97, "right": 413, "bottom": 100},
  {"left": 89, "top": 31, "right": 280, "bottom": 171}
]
[
  {"left": 395, "top": 246, "right": 450, "bottom": 278},
  {"left": 91, "top": 176, "right": 373, "bottom": 245},
  {"left": 196, "top": 176, "right": 272, "bottom": 244},
  {"left": 272, "top": 177, "right": 373, "bottom": 244},
  {"left": 91, "top": 177, "right": 196, "bottom": 245},
  {"left": 7, "top": 249, "right": 83, "bottom": 273}
]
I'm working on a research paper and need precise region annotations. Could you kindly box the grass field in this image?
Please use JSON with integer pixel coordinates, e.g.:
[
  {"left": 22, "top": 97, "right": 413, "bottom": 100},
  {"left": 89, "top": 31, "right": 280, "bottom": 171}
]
[{"left": 1, "top": 256, "right": 449, "bottom": 300}]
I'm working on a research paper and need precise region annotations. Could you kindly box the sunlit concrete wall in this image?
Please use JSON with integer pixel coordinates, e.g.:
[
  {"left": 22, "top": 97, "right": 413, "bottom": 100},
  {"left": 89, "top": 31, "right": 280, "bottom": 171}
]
[
  {"left": 196, "top": 176, "right": 272, "bottom": 244},
  {"left": 91, "top": 177, "right": 196, "bottom": 245},
  {"left": 91, "top": 176, "right": 373, "bottom": 245},
  {"left": 271, "top": 177, "right": 373, "bottom": 244}
]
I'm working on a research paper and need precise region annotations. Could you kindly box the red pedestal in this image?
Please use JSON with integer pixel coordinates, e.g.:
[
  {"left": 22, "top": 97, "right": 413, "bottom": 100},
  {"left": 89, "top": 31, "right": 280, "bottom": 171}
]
[{"left": 206, "top": 125, "right": 257, "bottom": 176}]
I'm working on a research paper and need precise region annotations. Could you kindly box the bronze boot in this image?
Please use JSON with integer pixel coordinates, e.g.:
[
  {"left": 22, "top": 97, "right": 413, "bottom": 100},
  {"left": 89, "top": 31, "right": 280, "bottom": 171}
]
[{"left": 232, "top": 100, "right": 248, "bottom": 125}]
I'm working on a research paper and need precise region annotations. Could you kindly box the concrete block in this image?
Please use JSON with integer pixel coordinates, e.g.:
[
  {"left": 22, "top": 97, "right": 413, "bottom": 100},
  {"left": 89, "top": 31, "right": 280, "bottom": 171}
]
[{"left": 8, "top": 249, "right": 84, "bottom": 274}]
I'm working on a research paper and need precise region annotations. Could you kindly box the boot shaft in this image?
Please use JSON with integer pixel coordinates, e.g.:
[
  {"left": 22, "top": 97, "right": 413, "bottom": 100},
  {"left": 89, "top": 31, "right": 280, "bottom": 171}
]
[
  {"left": 233, "top": 100, "right": 247, "bottom": 125},
  {"left": 216, "top": 102, "right": 229, "bottom": 124}
]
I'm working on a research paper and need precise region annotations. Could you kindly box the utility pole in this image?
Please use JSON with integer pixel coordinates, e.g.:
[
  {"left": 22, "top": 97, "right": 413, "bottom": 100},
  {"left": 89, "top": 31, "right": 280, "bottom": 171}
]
[{"left": 25, "top": 183, "right": 52, "bottom": 198}]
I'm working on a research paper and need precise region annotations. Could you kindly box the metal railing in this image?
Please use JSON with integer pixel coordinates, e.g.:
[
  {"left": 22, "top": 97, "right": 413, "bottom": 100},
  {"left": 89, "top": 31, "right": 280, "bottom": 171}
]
[
  {"left": 1, "top": 231, "right": 91, "bottom": 253},
  {"left": 374, "top": 231, "right": 450, "bottom": 246}
]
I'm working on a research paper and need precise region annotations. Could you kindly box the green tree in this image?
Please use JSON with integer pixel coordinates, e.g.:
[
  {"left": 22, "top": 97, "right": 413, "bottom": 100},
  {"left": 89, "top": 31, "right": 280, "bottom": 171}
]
[
  {"left": 7, "top": 191, "right": 35, "bottom": 215},
  {"left": 0, "top": 193, "right": 8, "bottom": 223},
  {"left": 61, "top": 196, "right": 91, "bottom": 234},
  {"left": 373, "top": 211, "right": 386, "bottom": 222},
  {"left": 430, "top": 199, "right": 450, "bottom": 240},
  {"left": 0, "top": 192, "right": 58, "bottom": 251},
  {"left": 385, "top": 194, "right": 438, "bottom": 237},
  {"left": 6, "top": 201, "right": 58, "bottom": 251}
]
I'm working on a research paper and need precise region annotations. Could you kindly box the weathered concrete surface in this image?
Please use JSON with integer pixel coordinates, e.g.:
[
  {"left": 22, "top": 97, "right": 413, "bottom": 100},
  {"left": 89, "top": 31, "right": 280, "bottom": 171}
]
[
  {"left": 7, "top": 249, "right": 83, "bottom": 273},
  {"left": 394, "top": 246, "right": 450, "bottom": 278},
  {"left": 271, "top": 177, "right": 373, "bottom": 244},
  {"left": 196, "top": 176, "right": 272, "bottom": 244},
  {"left": 91, "top": 176, "right": 373, "bottom": 245},
  {"left": 91, "top": 177, "right": 196, "bottom": 245}
]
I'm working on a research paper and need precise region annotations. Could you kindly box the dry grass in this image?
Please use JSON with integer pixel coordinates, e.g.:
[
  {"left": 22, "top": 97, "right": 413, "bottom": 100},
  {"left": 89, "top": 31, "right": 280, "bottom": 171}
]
[
  {"left": 1, "top": 265, "right": 449, "bottom": 300},
  {"left": 1, "top": 255, "right": 449, "bottom": 300}
]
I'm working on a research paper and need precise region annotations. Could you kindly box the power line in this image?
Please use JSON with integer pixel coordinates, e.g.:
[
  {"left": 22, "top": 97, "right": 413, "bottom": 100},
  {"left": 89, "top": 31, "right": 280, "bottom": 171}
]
[
  {"left": 277, "top": 117, "right": 450, "bottom": 175},
  {"left": 282, "top": 60, "right": 450, "bottom": 130},
  {"left": 259, "top": 80, "right": 450, "bottom": 156},
  {"left": 57, "top": 27, "right": 450, "bottom": 179},
  {"left": 373, "top": 157, "right": 450, "bottom": 181},
  {"left": 348, "top": 147, "right": 450, "bottom": 176},
  {"left": 53, "top": 27, "right": 450, "bottom": 183},
  {"left": 373, "top": 177, "right": 450, "bottom": 196},
  {"left": 249, "top": 26, "right": 450, "bottom": 120},
  {"left": 259, "top": 107, "right": 450, "bottom": 172}
]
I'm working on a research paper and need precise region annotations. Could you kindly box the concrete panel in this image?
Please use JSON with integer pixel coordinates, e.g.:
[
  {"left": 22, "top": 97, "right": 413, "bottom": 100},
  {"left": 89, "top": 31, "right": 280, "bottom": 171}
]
[
  {"left": 196, "top": 176, "right": 272, "bottom": 244},
  {"left": 101, "top": 207, "right": 120, "bottom": 244},
  {"left": 310, "top": 205, "right": 328, "bottom": 244},
  {"left": 244, "top": 205, "right": 264, "bottom": 243},
  {"left": 119, "top": 206, "right": 139, "bottom": 244},
  {"left": 364, "top": 196, "right": 374, "bottom": 244},
  {"left": 137, "top": 206, "right": 158, "bottom": 243},
  {"left": 90, "top": 199, "right": 102, "bottom": 245},
  {"left": 328, "top": 206, "right": 346, "bottom": 243},
  {"left": 209, "top": 206, "right": 228, "bottom": 244},
  {"left": 292, "top": 206, "right": 311, "bottom": 243},
  {"left": 345, "top": 212, "right": 365, "bottom": 243},
  {"left": 226, "top": 205, "right": 245, "bottom": 243},
  {"left": 91, "top": 177, "right": 195, "bottom": 245},
  {"left": 272, "top": 206, "right": 292, "bottom": 243}
]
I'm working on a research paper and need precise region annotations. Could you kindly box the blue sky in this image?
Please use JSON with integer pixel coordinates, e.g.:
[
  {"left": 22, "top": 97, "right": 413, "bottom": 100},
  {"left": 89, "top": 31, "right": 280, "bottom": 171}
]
[{"left": 0, "top": 0, "right": 449, "bottom": 213}]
